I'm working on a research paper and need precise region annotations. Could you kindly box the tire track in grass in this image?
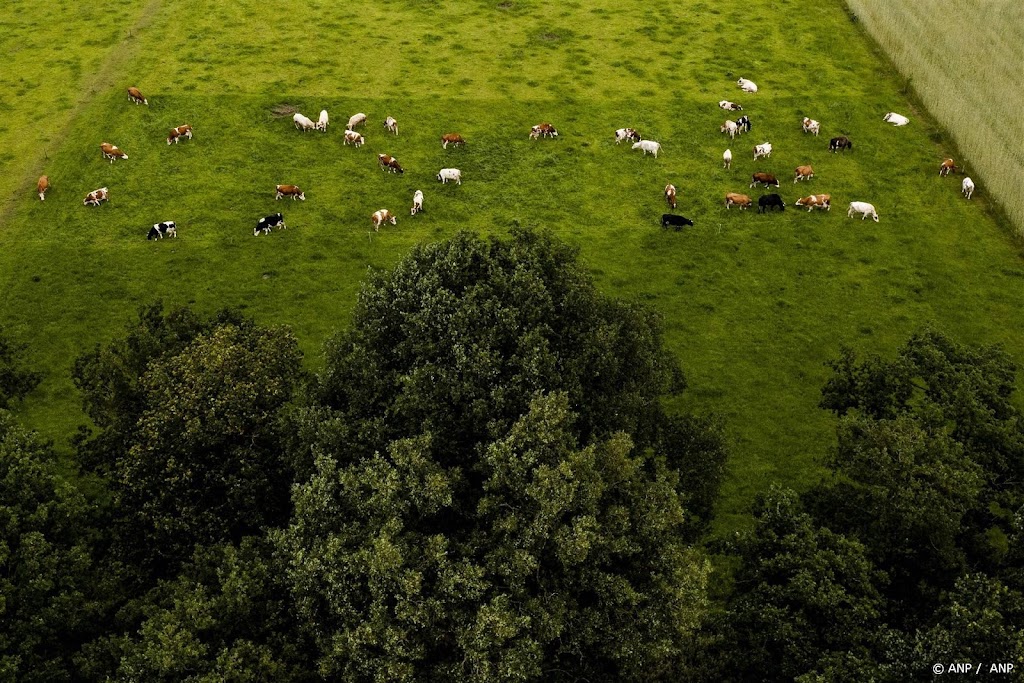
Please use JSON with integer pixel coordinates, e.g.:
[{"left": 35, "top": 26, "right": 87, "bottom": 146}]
[{"left": 0, "top": 0, "right": 163, "bottom": 228}]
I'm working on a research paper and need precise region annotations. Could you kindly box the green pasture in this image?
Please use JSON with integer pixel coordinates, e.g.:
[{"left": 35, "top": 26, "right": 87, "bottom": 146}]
[{"left": 3, "top": 0, "right": 1023, "bottom": 528}]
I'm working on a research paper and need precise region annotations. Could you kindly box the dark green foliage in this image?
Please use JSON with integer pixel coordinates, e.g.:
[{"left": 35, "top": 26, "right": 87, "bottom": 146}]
[
  {"left": 655, "top": 413, "right": 728, "bottom": 534},
  {"left": 282, "top": 393, "right": 709, "bottom": 682},
  {"left": 0, "top": 330, "right": 41, "bottom": 410},
  {"left": 0, "top": 413, "right": 96, "bottom": 683}
]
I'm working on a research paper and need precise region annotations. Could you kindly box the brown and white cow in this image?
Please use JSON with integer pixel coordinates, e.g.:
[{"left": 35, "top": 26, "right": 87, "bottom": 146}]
[
  {"left": 84, "top": 187, "right": 109, "bottom": 206},
  {"left": 384, "top": 116, "right": 398, "bottom": 135},
  {"left": 167, "top": 124, "right": 193, "bottom": 145},
  {"left": 725, "top": 192, "right": 752, "bottom": 209},
  {"left": 664, "top": 184, "right": 677, "bottom": 209},
  {"left": 127, "top": 87, "right": 148, "bottom": 105},
  {"left": 530, "top": 123, "right": 558, "bottom": 139},
  {"left": 614, "top": 128, "right": 641, "bottom": 144},
  {"left": 347, "top": 112, "right": 367, "bottom": 130},
  {"left": 275, "top": 184, "right": 305, "bottom": 200},
  {"left": 795, "top": 194, "right": 831, "bottom": 211},
  {"left": 939, "top": 158, "right": 958, "bottom": 176},
  {"left": 371, "top": 209, "right": 396, "bottom": 231},
  {"left": 343, "top": 130, "right": 364, "bottom": 147},
  {"left": 749, "top": 172, "right": 779, "bottom": 189},
  {"left": 794, "top": 165, "right": 814, "bottom": 183},
  {"left": 378, "top": 154, "right": 404, "bottom": 174},
  {"left": 100, "top": 142, "right": 128, "bottom": 163},
  {"left": 801, "top": 118, "right": 820, "bottom": 136},
  {"left": 37, "top": 175, "right": 49, "bottom": 201},
  {"left": 441, "top": 133, "right": 465, "bottom": 149}
]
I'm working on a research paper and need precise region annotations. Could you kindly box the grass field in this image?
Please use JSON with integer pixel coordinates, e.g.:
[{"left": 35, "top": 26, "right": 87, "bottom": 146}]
[
  {"left": 845, "top": 0, "right": 1024, "bottom": 234},
  {"left": 3, "top": 0, "right": 1024, "bottom": 529}
]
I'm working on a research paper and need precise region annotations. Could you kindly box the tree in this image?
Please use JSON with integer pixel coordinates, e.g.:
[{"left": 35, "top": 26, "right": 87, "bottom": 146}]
[
  {"left": 281, "top": 393, "right": 709, "bottom": 682},
  {"left": 0, "top": 328, "right": 42, "bottom": 409},
  {"left": 0, "top": 412, "right": 96, "bottom": 683}
]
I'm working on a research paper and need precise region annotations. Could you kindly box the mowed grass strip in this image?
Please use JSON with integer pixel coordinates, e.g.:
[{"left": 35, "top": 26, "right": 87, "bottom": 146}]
[{"left": 3, "top": 0, "right": 1024, "bottom": 527}]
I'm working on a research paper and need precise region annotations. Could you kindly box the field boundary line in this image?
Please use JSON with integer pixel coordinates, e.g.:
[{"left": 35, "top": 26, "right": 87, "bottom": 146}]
[{"left": 0, "top": 0, "right": 164, "bottom": 229}]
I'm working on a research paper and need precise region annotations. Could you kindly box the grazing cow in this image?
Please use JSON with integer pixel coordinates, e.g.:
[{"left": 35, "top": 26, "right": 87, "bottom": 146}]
[
  {"left": 166, "top": 124, "right": 193, "bottom": 145},
  {"left": 939, "top": 158, "right": 958, "bottom": 176},
  {"left": 275, "top": 184, "right": 306, "bottom": 201},
  {"left": 347, "top": 112, "right": 367, "bottom": 130},
  {"left": 794, "top": 165, "right": 814, "bottom": 183},
  {"left": 530, "top": 123, "right": 558, "bottom": 139},
  {"left": 721, "top": 120, "right": 739, "bottom": 139},
  {"left": 750, "top": 172, "right": 779, "bottom": 189},
  {"left": 719, "top": 100, "right": 742, "bottom": 111},
  {"left": 293, "top": 113, "right": 317, "bottom": 131},
  {"left": 437, "top": 168, "right": 462, "bottom": 184},
  {"left": 343, "top": 130, "right": 365, "bottom": 147},
  {"left": 737, "top": 78, "right": 758, "bottom": 93},
  {"left": 883, "top": 112, "right": 910, "bottom": 126},
  {"left": 632, "top": 140, "right": 662, "bottom": 157},
  {"left": 962, "top": 177, "right": 975, "bottom": 199},
  {"left": 736, "top": 115, "right": 751, "bottom": 133},
  {"left": 441, "top": 133, "right": 465, "bottom": 149},
  {"left": 801, "top": 117, "right": 820, "bottom": 136},
  {"left": 725, "top": 192, "right": 752, "bottom": 209},
  {"left": 36, "top": 175, "right": 49, "bottom": 201},
  {"left": 147, "top": 221, "right": 177, "bottom": 239},
  {"left": 829, "top": 136, "right": 853, "bottom": 153},
  {"left": 384, "top": 116, "right": 398, "bottom": 135},
  {"left": 758, "top": 194, "right": 785, "bottom": 213},
  {"left": 127, "top": 87, "right": 148, "bottom": 105},
  {"left": 795, "top": 194, "right": 831, "bottom": 211},
  {"left": 753, "top": 142, "right": 772, "bottom": 160},
  {"left": 723, "top": 149, "right": 732, "bottom": 169},
  {"left": 411, "top": 190, "right": 424, "bottom": 215},
  {"left": 371, "top": 209, "right": 396, "bottom": 231},
  {"left": 847, "top": 201, "right": 879, "bottom": 222},
  {"left": 317, "top": 110, "right": 329, "bottom": 131},
  {"left": 254, "top": 213, "right": 286, "bottom": 236},
  {"left": 100, "top": 142, "right": 128, "bottom": 163},
  {"left": 614, "top": 128, "right": 641, "bottom": 144},
  {"left": 378, "top": 154, "right": 404, "bottom": 174},
  {"left": 664, "top": 184, "right": 677, "bottom": 209},
  {"left": 661, "top": 214, "right": 694, "bottom": 230},
  {"left": 83, "top": 187, "right": 109, "bottom": 206}
]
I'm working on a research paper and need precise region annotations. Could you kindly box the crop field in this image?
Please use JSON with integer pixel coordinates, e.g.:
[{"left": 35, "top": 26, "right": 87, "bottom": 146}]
[{"left": 3, "top": 0, "right": 1024, "bottom": 528}]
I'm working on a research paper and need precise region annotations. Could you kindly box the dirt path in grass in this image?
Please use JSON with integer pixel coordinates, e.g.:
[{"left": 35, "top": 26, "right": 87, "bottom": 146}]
[{"left": 0, "top": 0, "right": 164, "bottom": 228}]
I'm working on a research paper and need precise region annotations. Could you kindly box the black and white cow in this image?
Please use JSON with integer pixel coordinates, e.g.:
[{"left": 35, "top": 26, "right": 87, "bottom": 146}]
[
  {"left": 661, "top": 214, "right": 694, "bottom": 230},
  {"left": 758, "top": 194, "right": 785, "bottom": 213},
  {"left": 147, "top": 221, "right": 177, "bottom": 239},
  {"left": 254, "top": 213, "right": 286, "bottom": 236},
  {"left": 736, "top": 115, "right": 751, "bottom": 133}
]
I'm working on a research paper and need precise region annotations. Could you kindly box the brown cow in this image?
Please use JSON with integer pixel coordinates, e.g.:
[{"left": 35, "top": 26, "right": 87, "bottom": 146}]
[
  {"left": 378, "top": 154, "right": 404, "bottom": 174},
  {"left": 371, "top": 209, "right": 396, "bottom": 231},
  {"left": 750, "top": 172, "right": 779, "bottom": 189},
  {"left": 795, "top": 194, "right": 831, "bottom": 211},
  {"left": 664, "top": 184, "right": 677, "bottom": 209},
  {"left": 127, "top": 87, "right": 148, "bottom": 105},
  {"left": 84, "top": 187, "right": 109, "bottom": 206},
  {"left": 939, "top": 158, "right": 958, "bottom": 176},
  {"left": 37, "top": 175, "right": 49, "bottom": 201},
  {"left": 100, "top": 142, "right": 128, "bottom": 163},
  {"left": 441, "top": 133, "right": 465, "bottom": 149},
  {"left": 725, "top": 192, "right": 752, "bottom": 209},
  {"left": 794, "top": 165, "right": 814, "bottom": 183},
  {"left": 275, "top": 184, "right": 305, "bottom": 200},
  {"left": 167, "top": 124, "right": 193, "bottom": 145},
  {"left": 530, "top": 122, "right": 558, "bottom": 139}
]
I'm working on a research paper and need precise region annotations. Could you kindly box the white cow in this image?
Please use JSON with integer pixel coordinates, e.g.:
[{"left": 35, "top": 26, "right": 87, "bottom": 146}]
[
  {"left": 347, "top": 112, "right": 367, "bottom": 130},
  {"left": 317, "top": 110, "right": 329, "bottom": 131},
  {"left": 962, "top": 177, "right": 975, "bottom": 199},
  {"left": 737, "top": 78, "right": 758, "bottom": 93},
  {"left": 437, "top": 168, "right": 462, "bottom": 184},
  {"left": 883, "top": 112, "right": 910, "bottom": 126},
  {"left": 753, "top": 142, "right": 772, "bottom": 160},
  {"left": 801, "top": 117, "right": 820, "bottom": 136},
  {"left": 723, "top": 149, "right": 732, "bottom": 168},
  {"left": 632, "top": 140, "right": 661, "bottom": 157},
  {"left": 721, "top": 120, "right": 739, "bottom": 139},
  {"left": 343, "top": 130, "right": 364, "bottom": 147},
  {"left": 385, "top": 116, "right": 398, "bottom": 135},
  {"left": 848, "top": 201, "right": 879, "bottom": 222},
  {"left": 411, "top": 190, "right": 424, "bottom": 215},
  {"left": 719, "top": 100, "right": 742, "bottom": 111},
  {"left": 293, "top": 113, "right": 316, "bottom": 131}
]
